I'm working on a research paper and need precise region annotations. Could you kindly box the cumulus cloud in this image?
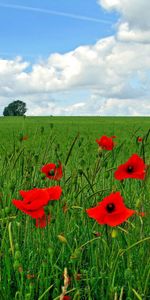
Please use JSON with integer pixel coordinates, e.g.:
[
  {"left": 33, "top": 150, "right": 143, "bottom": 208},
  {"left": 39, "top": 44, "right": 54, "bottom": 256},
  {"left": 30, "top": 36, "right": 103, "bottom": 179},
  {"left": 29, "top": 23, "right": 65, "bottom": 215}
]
[
  {"left": 98, "top": 98, "right": 150, "bottom": 116},
  {"left": 99, "top": 0, "right": 150, "bottom": 43},
  {"left": 0, "top": 1, "right": 150, "bottom": 115}
]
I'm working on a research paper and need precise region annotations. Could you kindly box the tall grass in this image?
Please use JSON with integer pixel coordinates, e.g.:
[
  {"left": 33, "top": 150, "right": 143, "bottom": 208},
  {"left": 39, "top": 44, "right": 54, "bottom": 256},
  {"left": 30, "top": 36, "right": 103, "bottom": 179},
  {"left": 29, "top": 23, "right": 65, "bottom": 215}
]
[{"left": 0, "top": 116, "right": 150, "bottom": 300}]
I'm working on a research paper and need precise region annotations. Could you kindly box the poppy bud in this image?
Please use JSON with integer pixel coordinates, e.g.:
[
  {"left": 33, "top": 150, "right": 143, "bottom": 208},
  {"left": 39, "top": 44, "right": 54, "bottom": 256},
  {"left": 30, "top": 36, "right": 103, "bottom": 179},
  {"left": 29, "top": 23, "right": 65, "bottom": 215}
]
[
  {"left": 104, "top": 172, "right": 109, "bottom": 179},
  {"left": 4, "top": 207, "right": 10, "bottom": 215},
  {"left": 15, "top": 243, "right": 19, "bottom": 250},
  {"left": 57, "top": 235, "right": 67, "bottom": 243},
  {"left": 111, "top": 229, "right": 117, "bottom": 238},
  {"left": 40, "top": 173, "right": 46, "bottom": 180},
  {"left": 14, "top": 251, "right": 21, "bottom": 260},
  {"left": 47, "top": 247, "right": 53, "bottom": 256},
  {"left": 98, "top": 147, "right": 103, "bottom": 157},
  {"left": 135, "top": 199, "right": 141, "bottom": 209},
  {"left": 16, "top": 222, "right": 21, "bottom": 228},
  {"left": 13, "top": 260, "right": 22, "bottom": 270},
  {"left": 70, "top": 248, "right": 81, "bottom": 259}
]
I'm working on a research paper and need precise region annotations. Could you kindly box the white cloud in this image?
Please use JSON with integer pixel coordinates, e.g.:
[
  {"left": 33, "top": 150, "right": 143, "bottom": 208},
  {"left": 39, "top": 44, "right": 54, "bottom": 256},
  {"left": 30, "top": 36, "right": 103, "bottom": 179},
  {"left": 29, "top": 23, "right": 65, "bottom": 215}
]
[
  {"left": 117, "top": 23, "right": 150, "bottom": 43},
  {"left": 99, "top": 0, "right": 150, "bottom": 43},
  {"left": 0, "top": 1, "right": 150, "bottom": 115},
  {"left": 99, "top": 0, "right": 150, "bottom": 29},
  {"left": 98, "top": 98, "right": 150, "bottom": 116}
]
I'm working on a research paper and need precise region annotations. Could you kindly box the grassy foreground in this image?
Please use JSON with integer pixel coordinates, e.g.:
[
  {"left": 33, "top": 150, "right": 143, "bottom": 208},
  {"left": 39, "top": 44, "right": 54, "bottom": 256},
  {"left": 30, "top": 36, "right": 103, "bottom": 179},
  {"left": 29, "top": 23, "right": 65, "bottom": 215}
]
[{"left": 0, "top": 116, "right": 150, "bottom": 300}]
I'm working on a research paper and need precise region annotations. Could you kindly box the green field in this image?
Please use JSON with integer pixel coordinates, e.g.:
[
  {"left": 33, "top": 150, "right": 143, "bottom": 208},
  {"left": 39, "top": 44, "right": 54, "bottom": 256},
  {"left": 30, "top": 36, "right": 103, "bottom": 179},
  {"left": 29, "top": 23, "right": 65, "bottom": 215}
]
[{"left": 0, "top": 116, "right": 150, "bottom": 300}]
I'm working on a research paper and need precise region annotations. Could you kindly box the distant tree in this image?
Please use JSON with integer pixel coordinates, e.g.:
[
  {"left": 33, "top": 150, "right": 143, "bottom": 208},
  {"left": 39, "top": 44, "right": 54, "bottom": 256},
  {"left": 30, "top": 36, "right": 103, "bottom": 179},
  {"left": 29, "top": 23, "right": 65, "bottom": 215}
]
[{"left": 3, "top": 100, "right": 27, "bottom": 116}]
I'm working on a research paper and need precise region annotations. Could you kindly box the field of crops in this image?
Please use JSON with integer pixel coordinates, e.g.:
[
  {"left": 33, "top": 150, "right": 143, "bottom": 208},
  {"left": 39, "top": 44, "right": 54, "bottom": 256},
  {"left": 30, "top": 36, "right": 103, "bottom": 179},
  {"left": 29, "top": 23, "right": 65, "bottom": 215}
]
[{"left": 0, "top": 116, "right": 150, "bottom": 300}]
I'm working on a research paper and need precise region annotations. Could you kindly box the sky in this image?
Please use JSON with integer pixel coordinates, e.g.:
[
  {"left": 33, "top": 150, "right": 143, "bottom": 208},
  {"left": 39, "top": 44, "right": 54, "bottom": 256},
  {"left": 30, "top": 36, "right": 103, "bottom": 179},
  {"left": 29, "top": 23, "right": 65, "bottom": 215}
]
[{"left": 0, "top": 0, "right": 150, "bottom": 116}]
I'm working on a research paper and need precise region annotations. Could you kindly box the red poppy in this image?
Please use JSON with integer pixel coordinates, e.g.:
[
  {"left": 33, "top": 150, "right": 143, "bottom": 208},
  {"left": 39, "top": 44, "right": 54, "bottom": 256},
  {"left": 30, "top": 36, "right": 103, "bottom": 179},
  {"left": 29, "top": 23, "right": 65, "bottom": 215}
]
[
  {"left": 96, "top": 135, "right": 116, "bottom": 151},
  {"left": 35, "top": 214, "right": 51, "bottom": 228},
  {"left": 62, "top": 296, "right": 71, "bottom": 300},
  {"left": 12, "top": 186, "right": 62, "bottom": 227},
  {"left": 19, "top": 135, "right": 28, "bottom": 142},
  {"left": 62, "top": 204, "right": 68, "bottom": 213},
  {"left": 86, "top": 192, "right": 135, "bottom": 227},
  {"left": 41, "top": 162, "right": 63, "bottom": 180},
  {"left": 26, "top": 273, "right": 35, "bottom": 279},
  {"left": 114, "top": 154, "right": 146, "bottom": 180},
  {"left": 22, "top": 135, "right": 28, "bottom": 141},
  {"left": 137, "top": 137, "right": 143, "bottom": 142},
  {"left": 75, "top": 273, "right": 82, "bottom": 281}
]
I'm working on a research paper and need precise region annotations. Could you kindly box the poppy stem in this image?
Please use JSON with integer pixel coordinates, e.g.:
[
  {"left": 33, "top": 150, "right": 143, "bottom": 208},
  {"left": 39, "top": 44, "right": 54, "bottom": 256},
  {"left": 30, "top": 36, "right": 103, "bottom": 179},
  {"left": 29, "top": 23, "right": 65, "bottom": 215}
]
[
  {"left": 8, "top": 222, "right": 14, "bottom": 256},
  {"left": 65, "top": 132, "right": 79, "bottom": 166},
  {"left": 92, "top": 157, "right": 101, "bottom": 183},
  {"left": 141, "top": 140, "right": 145, "bottom": 163},
  {"left": 81, "top": 170, "right": 95, "bottom": 194},
  {"left": 105, "top": 224, "right": 109, "bottom": 244}
]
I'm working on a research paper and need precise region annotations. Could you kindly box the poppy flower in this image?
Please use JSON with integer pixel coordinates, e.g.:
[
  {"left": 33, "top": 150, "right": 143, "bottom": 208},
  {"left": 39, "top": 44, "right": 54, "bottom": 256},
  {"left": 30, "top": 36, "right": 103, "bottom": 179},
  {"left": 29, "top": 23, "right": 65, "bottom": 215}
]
[
  {"left": 62, "top": 296, "right": 71, "bottom": 300},
  {"left": 41, "top": 162, "right": 63, "bottom": 180},
  {"left": 137, "top": 137, "right": 143, "bottom": 142},
  {"left": 96, "top": 135, "right": 116, "bottom": 151},
  {"left": 35, "top": 214, "right": 51, "bottom": 228},
  {"left": 12, "top": 186, "right": 62, "bottom": 227},
  {"left": 26, "top": 273, "right": 35, "bottom": 279},
  {"left": 75, "top": 273, "right": 82, "bottom": 281},
  {"left": 86, "top": 192, "right": 135, "bottom": 227},
  {"left": 114, "top": 154, "right": 146, "bottom": 180},
  {"left": 22, "top": 135, "right": 28, "bottom": 141},
  {"left": 19, "top": 134, "right": 28, "bottom": 142}
]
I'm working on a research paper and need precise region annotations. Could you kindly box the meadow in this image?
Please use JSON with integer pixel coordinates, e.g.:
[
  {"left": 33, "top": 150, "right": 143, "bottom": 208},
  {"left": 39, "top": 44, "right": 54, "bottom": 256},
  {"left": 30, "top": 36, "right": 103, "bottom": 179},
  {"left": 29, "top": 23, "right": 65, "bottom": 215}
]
[{"left": 0, "top": 116, "right": 150, "bottom": 300}]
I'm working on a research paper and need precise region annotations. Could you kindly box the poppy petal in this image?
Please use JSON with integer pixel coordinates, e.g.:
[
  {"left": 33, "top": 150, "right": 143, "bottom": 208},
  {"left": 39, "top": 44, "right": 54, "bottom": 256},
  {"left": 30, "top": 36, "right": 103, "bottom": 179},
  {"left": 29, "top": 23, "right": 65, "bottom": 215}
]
[
  {"left": 12, "top": 199, "right": 45, "bottom": 218},
  {"left": 114, "top": 154, "right": 146, "bottom": 180},
  {"left": 35, "top": 214, "right": 51, "bottom": 228},
  {"left": 86, "top": 206, "right": 106, "bottom": 224},
  {"left": 104, "top": 208, "right": 135, "bottom": 226},
  {"left": 86, "top": 192, "right": 135, "bottom": 227},
  {"left": 96, "top": 135, "right": 115, "bottom": 151},
  {"left": 47, "top": 186, "right": 62, "bottom": 201},
  {"left": 23, "top": 189, "right": 50, "bottom": 208},
  {"left": 41, "top": 162, "right": 63, "bottom": 180}
]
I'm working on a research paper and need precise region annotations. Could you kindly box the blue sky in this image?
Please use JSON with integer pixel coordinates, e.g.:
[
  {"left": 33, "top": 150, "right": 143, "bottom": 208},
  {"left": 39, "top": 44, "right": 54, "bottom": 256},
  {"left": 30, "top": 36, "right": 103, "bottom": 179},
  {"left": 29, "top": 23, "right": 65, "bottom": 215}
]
[
  {"left": 0, "top": 0, "right": 150, "bottom": 116},
  {"left": 0, "top": 0, "right": 117, "bottom": 60}
]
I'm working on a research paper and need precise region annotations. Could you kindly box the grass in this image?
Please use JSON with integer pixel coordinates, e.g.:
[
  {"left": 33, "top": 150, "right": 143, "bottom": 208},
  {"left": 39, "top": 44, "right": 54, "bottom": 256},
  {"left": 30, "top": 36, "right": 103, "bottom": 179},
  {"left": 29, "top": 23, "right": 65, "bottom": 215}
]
[{"left": 0, "top": 116, "right": 150, "bottom": 300}]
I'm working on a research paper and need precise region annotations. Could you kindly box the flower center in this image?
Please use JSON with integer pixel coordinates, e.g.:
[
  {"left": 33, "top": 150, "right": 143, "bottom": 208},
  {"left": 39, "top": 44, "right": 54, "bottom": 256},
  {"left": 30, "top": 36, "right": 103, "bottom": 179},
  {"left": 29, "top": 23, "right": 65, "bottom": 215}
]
[
  {"left": 127, "top": 166, "right": 134, "bottom": 173},
  {"left": 48, "top": 169, "right": 55, "bottom": 176},
  {"left": 106, "top": 203, "right": 115, "bottom": 213}
]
